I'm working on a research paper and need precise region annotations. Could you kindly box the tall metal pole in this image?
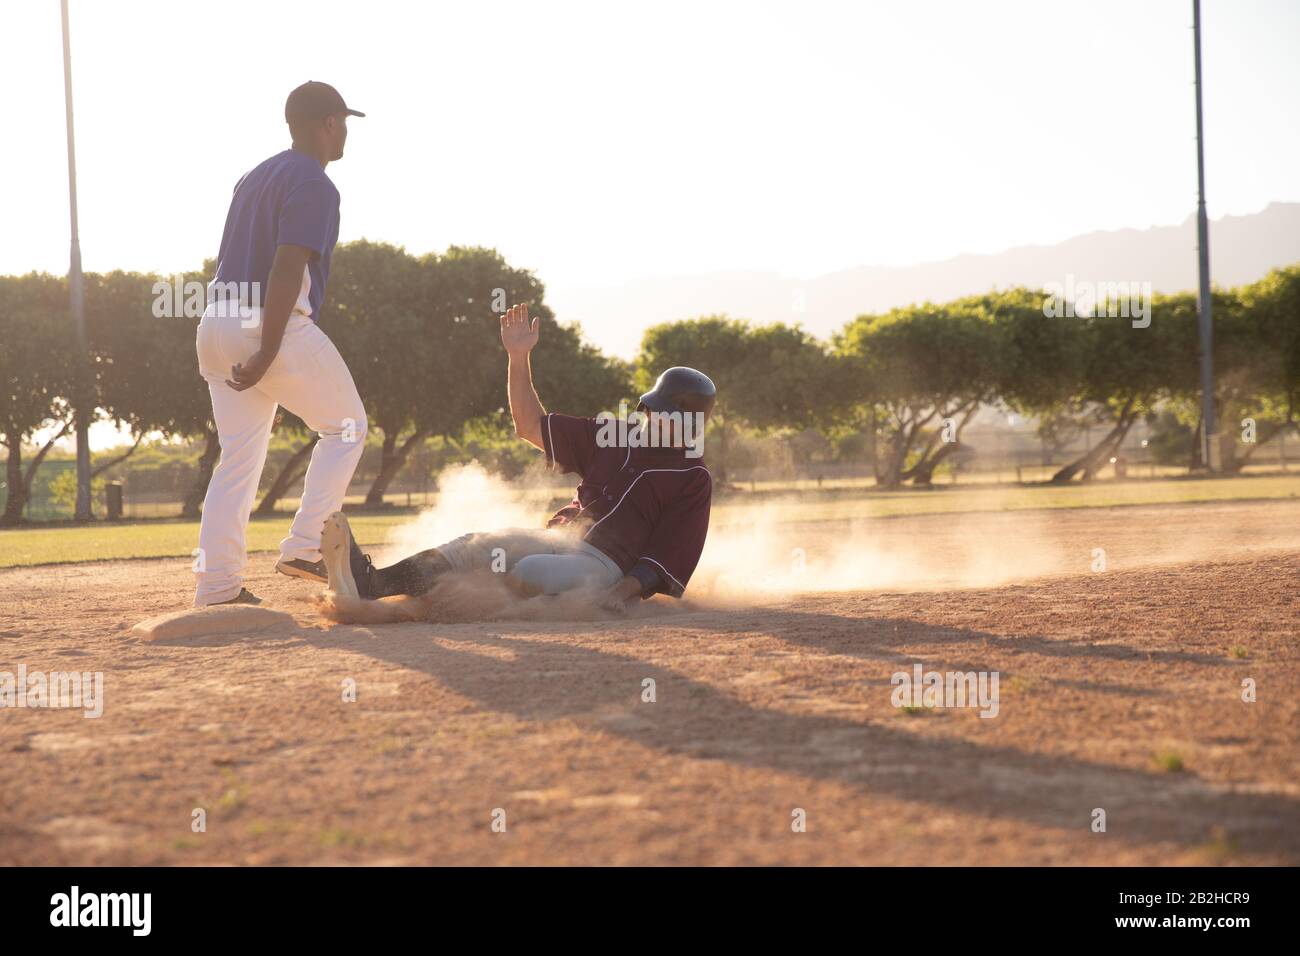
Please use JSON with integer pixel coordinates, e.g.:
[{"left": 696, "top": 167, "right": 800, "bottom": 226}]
[
  {"left": 61, "top": 0, "right": 93, "bottom": 518},
  {"left": 1193, "top": 0, "right": 1217, "bottom": 471}
]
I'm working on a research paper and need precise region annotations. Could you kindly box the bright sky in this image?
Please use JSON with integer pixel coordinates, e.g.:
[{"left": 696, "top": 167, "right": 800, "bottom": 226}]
[{"left": 4, "top": 0, "right": 1299, "bottom": 334}]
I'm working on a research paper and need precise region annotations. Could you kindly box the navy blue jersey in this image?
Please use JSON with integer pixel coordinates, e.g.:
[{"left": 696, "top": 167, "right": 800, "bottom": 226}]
[{"left": 213, "top": 148, "right": 340, "bottom": 320}]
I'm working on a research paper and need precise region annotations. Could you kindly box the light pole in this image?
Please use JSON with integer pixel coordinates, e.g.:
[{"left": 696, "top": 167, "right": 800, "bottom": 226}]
[
  {"left": 1193, "top": 0, "right": 1217, "bottom": 471},
  {"left": 60, "top": 0, "right": 93, "bottom": 518}
]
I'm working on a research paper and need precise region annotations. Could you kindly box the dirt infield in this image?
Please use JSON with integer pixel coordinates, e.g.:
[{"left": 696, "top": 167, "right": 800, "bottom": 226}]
[{"left": 1, "top": 499, "right": 1298, "bottom": 865}]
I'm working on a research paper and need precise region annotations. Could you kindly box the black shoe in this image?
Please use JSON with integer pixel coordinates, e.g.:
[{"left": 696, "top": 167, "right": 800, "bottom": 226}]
[
  {"left": 275, "top": 557, "right": 328, "bottom": 584},
  {"left": 320, "top": 512, "right": 375, "bottom": 600},
  {"left": 213, "top": 588, "right": 262, "bottom": 606}
]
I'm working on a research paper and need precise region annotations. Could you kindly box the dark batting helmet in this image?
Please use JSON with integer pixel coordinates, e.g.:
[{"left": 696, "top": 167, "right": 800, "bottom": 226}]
[{"left": 638, "top": 367, "right": 717, "bottom": 419}]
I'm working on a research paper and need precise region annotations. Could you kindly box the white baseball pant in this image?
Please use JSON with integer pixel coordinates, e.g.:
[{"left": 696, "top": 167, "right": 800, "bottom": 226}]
[
  {"left": 193, "top": 294, "right": 366, "bottom": 605},
  {"left": 436, "top": 528, "right": 624, "bottom": 594}
]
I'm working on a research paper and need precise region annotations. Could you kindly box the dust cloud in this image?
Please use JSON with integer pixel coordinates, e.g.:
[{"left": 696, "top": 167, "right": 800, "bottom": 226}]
[
  {"left": 319, "top": 461, "right": 1299, "bottom": 625},
  {"left": 321, "top": 463, "right": 1077, "bottom": 624}
]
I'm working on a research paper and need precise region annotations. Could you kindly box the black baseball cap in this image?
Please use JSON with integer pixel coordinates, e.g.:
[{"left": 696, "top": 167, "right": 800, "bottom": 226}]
[{"left": 284, "top": 81, "right": 365, "bottom": 123}]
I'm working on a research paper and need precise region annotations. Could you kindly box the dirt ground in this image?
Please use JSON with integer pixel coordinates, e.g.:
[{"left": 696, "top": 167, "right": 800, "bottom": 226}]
[{"left": 1, "top": 498, "right": 1298, "bottom": 865}]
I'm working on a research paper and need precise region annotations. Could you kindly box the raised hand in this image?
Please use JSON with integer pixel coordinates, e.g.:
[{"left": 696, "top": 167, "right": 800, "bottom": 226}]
[{"left": 499, "top": 303, "right": 539, "bottom": 357}]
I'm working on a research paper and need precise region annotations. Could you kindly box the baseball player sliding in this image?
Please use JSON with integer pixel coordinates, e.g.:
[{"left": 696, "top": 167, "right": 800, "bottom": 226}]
[
  {"left": 320, "top": 303, "right": 716, "bottom": 616},
  {"left": 193, "top": 82, "right": 367, "bottom": 607}
]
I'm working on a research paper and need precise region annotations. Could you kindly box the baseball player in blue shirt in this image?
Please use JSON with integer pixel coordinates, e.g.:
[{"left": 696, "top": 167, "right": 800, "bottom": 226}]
[{"left": 193, "top": 82, "right": 367, "bottom": 606}]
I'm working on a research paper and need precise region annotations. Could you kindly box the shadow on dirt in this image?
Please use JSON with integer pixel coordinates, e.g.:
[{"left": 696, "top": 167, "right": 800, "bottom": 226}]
[{"left": 303, "top": 613, "right": 1300, "bottom": 860}]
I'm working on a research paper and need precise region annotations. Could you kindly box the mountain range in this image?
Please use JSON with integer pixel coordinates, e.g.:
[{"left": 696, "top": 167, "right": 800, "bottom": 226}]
[{"left": 549, "top": 202, "right": 1300, "bottom": 358}]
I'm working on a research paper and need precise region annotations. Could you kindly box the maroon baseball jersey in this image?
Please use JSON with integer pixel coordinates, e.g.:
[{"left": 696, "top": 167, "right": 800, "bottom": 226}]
[{"left": 540, "top": 413, "right": 712, "bottom": 598}]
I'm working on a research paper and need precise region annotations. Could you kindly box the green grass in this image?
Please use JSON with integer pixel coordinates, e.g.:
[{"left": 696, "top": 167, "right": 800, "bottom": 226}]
[
  {"left": 1153, "top": 750, "right": 1186, "bottom": 773},
  {"left": 710, "top": 473, "right": 1300, "bottom": 526},
  {"left": 1, "top": 473, "right": 1298, "bottom": 569},
  {"left": 216, "top": 769, "right": 250, "bottom": 812},
  {"left": 317, "top": 826, "right": 372, "bottom": 849},
  {"left": 0, "top": 512, "right": 407, "bottom": 569}
]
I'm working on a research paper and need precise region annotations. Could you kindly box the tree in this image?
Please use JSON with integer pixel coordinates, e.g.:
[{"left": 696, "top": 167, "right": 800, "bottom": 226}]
[
  {"left": 321, "top": 240, "right": 427, "bottom": 506},
  {"left": 529, "top": 318, "right": 631, "bottom": 417},
  {"left": 1220, "top": 267, "right": 1300, "bottom": 469},
  {"left": 325, "top": 242, "right": 582, "bottom": 504},
  {"left": 990, "top": 287, "right": 1092, "bottom": 474},
  {"left": 420, "top": 246, "right": 632, "bottom": 480},
  {"left": 84, "top": 266, "right": 218, "bottom": 515},
  {"left": 1046, "top": 293, "right": 1199, "bottom": 483},
  {"left": 0, "top": 273, "right": 75, "bottom": 524},
  {"left": 732, "top": 323, "right": 831, "bottom": 434},
  {"left": 835, "top": 300, "right": 1000, "bottom": 487}
]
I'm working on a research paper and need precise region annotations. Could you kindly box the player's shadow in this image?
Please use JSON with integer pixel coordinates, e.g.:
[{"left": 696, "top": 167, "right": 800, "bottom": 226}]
[
  {"left": 305, "top": 622, "right": 1300, "bottom": 859},
  {"left": 668, "top": 601, "right": 1227, "bottom": 668},
  {"left": 633, "top": 604, "right": 1192, "bottom": 700}
]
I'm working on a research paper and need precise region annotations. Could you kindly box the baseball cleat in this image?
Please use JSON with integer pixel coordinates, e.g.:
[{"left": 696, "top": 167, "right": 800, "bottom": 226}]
[
  {"left": 275, "top": 557, "right": 328, "bottom": 583},
  {"left": 212, "top": 588, "right": 262, "bottom": 606},
  {"left": 320, "top": 512, "right": 375, "bottom": 600}
]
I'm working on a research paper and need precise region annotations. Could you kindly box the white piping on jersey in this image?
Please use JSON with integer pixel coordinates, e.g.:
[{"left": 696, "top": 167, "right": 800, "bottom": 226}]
[
  {"left": 585, "top": 465, "right": 711, "bottom": 536},
  {"left": 639, "top": 556, "right": 685, "bottom": 592}
]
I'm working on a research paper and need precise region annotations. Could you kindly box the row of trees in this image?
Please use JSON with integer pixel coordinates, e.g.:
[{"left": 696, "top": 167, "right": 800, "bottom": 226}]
[
  {"left": 2, "top": 248, "right": 1298, "bottom": 523},
  {"left": 636, "top": 270, "right": 1299, "bottom": 486},
  {"left": 0, "top": 242, "right": 627, "bottom": 524}
]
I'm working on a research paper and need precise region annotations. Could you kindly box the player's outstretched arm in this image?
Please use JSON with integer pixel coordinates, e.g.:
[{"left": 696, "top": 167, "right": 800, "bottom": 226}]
[{"left": 501, "top": 303, "right": 546, "bottom": 450}]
